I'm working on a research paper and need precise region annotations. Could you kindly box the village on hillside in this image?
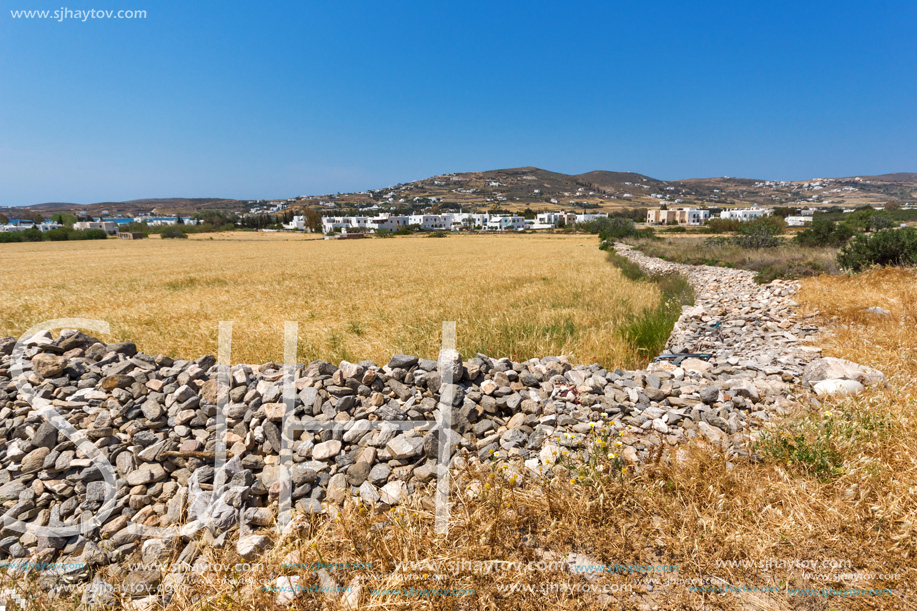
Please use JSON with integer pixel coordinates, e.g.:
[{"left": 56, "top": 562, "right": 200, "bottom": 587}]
[{"left": 3, "top": 200, "right": 916, "bottom": 237}]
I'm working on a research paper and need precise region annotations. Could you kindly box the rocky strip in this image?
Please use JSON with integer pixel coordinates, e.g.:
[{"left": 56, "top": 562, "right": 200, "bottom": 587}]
[
  {"left": 614, "top": 242, "right": 884, "bottom": 397},
  {"left": 0, "top": 247, "right": 885, "bottom": 603}
]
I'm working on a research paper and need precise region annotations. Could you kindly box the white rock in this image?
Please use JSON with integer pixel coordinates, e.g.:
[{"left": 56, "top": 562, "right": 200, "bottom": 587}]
[
  {"left": 813, "top": 379, "right": 864, "bottom": 397},
  {"left": 803, "top": 357, "right": 884, "bottom": 387},
  {"left": 681, "top": 358, "right": 713, "bottom": 374},
  {"left": 236, "top": 534, "right": 271, "bottom": 560},
  {"left": 359, "top": 481, "right": 380, "bottom": 505},
  {"left": 342, "top": 577, "right": 362, "bottom": 609},
  {"left": 326, "top": 473, "right": 348, "bottom": 505},
  {"left": 697, "top": 421, "right": 726, "bottom": 445},
  {"left": 386, "top": 435, "right": 423, "bottom": 459},
  {"left": 379, "top": 480, "right": 405, "bottom": 505},
  {"left": 652, "top": 418, "right": 669, "bottom": 434},
  {"left": 312, "top": 440, "right": 342, "bottom": 461}
]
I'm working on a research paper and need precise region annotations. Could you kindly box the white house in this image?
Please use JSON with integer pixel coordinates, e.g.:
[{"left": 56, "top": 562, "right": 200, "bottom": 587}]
[
  {"left": 282, "top": 216, "right": 306, "bottom": 231},
  {"left": 719, "top": 207, "right": 772, "bottom": 221},
  {"left": 1, "top": 219, "right": 63, "bottom": 233},
  {"left": 675, "top": 208, "right": 710, "bottom": 226},
  {"left": 786, "top": 216, "right": 814, "bottom": 227},
  {"left": 536, "top": 212, "right": 563, "bottom": 226},
  {"left": 486, "top": 215, "right": 526, "bottom": 231},
  {"left": 73, "top": 221, "right": 118, "bottom": 234},
  {"left": 320, "top": 216, "right": 352, "bottom": 233},
  {"left": 371, "top": 215, "right": 411, "bottom": 231},
  {"left": 574, "top": 212, "right": 609, "bottom": 224}
]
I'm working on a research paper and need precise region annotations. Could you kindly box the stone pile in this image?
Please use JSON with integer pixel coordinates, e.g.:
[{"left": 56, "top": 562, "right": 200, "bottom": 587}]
[{"left": 0, "top": 245, "right": 884, "bottom": 598}]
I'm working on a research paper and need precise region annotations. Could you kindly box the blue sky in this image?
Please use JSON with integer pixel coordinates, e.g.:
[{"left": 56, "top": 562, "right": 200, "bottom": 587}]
[{"left": 1, "top": 0, "right": 914, "bottom": 206}]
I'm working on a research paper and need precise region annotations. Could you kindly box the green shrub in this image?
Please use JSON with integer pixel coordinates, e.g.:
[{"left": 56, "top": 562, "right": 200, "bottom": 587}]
[
  {"left": 596, "top": 217, "right": 653, "bottom": 242},
  {"left": 82, "top": 229, "right": 109, "bottom": 240},
  {"left": 44, "top": 228, "right": 71, "bottom": 241},
  {"left": 704, "top": 236, "right": 732, "bottom": 248},
  {"left": 703, "top": 218, "right": 743, "bottom": 233},
  {"left": 753, "top": 258, "right": 829, "bottom": 284},
  {"left": 756, "top": 417, "right": 845, "bottom": 481},
  {"left": 427, "top": 230, "right": 448, "bottom": 238},
  {"left": 724, "top": 216, "right": 786, "bottom": 249},
  {"left": 841, "top": 208, "right": 895, "bottom": 233},
  {"left": 0, "top": 232, "right": 23, "bottom": 243},
  {"left": 794, "top": 219, "right": 854, "bottom": 248},
  {"left": 661, "top": 225, "right": 687, "bottom": 233},
  {"left": 837, "top": 227, "right": 917, "bottom": 272},
  {"left": 161, "top": 227, "right": 188, "bottom": 239},
  {"left": 20, "top": 229, "right": 44, "bottom": 242}
]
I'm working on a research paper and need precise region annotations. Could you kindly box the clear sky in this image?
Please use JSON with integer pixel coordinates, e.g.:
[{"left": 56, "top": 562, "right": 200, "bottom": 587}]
[{"left": 1, "top": 0, "right": 914, "bottom": 206}]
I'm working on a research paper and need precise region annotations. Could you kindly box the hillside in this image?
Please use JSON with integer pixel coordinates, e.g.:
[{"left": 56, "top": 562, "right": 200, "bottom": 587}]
[
  {"left": 0, "top": 197, "right": 245, "bottom": 219},
  {"left": 3, "top": 168, "right": 915, "bottom": 218}
]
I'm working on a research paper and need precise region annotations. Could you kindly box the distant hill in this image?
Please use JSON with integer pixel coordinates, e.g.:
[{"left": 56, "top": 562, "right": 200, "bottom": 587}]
[
  {"left": 2, "top": 197, "right": 246, "bottom": 218},
  {"left": 843, "top": 172, "right": 917, "bottom": 183},
  {"left": 4, "top": 168, "right": 914, "bottom": 218}
]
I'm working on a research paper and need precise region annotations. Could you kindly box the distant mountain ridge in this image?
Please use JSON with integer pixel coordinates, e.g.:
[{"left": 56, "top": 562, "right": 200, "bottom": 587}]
[{"left": 3, "top": 168, "right": 914, "bottom": 216}]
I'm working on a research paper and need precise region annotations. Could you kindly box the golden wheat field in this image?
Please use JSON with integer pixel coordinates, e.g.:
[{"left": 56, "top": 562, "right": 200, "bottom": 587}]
[{"left": 0, "top": 233, "right": 658, "bottom": 369}]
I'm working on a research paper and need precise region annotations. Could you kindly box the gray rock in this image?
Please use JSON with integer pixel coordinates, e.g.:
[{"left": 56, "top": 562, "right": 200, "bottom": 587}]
[
  {"left": 386, "top": 435, "right": 423, "bottom": 459},
  {"left": 387, "top": 354, "right": 419, "bottom": 370}
]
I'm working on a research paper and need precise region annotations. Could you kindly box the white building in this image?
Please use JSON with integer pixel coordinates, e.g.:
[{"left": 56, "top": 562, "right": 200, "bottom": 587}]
[
  {"left": 371, "top": 215, "right": 411, "bottom": 231},
  {"left": 719, "top": 207, "right": 772, "bottom": 221},
  {"left": 676, "top": 208, "right": 710, "bottom": 226},
  {"left": 485, "top": 215, "right": 526, "bottom": 231},
  {"left": 786, "top": 216, "right": 813, "bottom": 227},
  {"left": 574, "top": 212, "right": 609, "bottom": 224},
  {"left": 1, "top": 220, "right": 63, "bottom": 233},
  {"left": 282, "top": 216, "right": 306, "bottom": 231},
  {"left": 316, "top": 211, "right": 567, "bottom": 234},
  {"left": 73, "top": 221, "right": 118, "bottom": 234},
  {"left": 320, "top": 216, "right": 352, "bottom": 233},
  {"left": 536, "top": 212, "right": 563, "bottom": 226},
  {"left": 407, "top": 215, "right": 450, "bottom": 230}
]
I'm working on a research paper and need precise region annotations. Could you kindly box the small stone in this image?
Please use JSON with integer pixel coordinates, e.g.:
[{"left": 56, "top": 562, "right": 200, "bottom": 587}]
[
  {"left": 388, "top": 355, "right": 419, "bottom": 370},
  {"left": 100, "top": 374, "right": 134, "bottom": 391},
  {"left": 21, "top": 447, "right": 50, "bottom": 473},
  {"left": 386, "top": 435, "right": 423, "bottom": 459},
  {"left": 379, "top": 481, "right": 405, "bottom": 505},
  {"left": 32, "top": 353, "right": 66, "bottom": 378},
  {"left": 237, "top": 534, "right": 272, "bottom": 560},
  {"left": 122, "top": 570, "right": 161, "bottom": 598},
  {"left": 312, "top": 440, "right": 342, "bottom": 461},
  {"left": 32, "top": 422, "right": 59, "bottom": 450}
]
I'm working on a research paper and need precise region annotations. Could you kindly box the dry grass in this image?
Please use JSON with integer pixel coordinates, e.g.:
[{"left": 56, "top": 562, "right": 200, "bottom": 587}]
[{"left": 0, "top": 233, "right": 659, "bottom": 370}]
